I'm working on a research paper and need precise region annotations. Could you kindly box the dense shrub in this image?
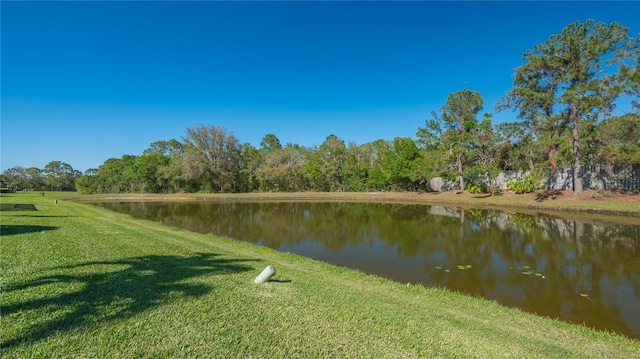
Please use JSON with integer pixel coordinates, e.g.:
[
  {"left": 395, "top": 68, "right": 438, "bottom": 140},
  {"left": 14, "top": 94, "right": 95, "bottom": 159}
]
[
  {"left": 467, "top": 182, "right": 488, "bottom": 194},
  {"left": 507, "top": 176, "right": 535, "bottom": 194}
]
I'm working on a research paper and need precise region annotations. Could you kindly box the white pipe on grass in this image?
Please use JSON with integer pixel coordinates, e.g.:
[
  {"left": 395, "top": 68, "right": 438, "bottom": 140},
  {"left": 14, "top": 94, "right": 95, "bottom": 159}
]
[{"left": 254, "top": 265, "right": 276, "bottom": 284}]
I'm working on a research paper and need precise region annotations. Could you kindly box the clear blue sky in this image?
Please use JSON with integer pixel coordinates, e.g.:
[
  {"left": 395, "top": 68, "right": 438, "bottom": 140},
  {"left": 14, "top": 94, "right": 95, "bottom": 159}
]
[{"left": 2, "top": 1, "right": 638, "bottom": 173}]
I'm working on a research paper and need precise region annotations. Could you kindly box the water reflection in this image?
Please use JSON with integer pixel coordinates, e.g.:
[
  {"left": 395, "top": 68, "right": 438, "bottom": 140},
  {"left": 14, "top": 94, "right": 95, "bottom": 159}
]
[{"left": 94, "top": 201, "right": 640, "bottom": 339}]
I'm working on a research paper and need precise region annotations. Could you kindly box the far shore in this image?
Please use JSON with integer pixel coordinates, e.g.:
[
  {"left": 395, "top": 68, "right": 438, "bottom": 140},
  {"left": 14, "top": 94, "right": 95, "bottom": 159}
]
[{"left": 65, "top": 189, "right": 640, "bottom": 224}]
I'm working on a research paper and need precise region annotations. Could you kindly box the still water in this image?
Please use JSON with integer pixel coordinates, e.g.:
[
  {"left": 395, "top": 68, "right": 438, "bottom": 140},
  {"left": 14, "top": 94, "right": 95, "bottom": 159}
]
[{"left": 94, "top": 201, "right": 640, "bottom": 339}]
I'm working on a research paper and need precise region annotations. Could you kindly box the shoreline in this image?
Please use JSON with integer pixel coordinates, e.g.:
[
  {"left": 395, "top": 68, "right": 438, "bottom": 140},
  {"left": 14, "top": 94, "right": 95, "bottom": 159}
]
[{"left": 65, "top": 190, "right": 640, "bottom": 225}]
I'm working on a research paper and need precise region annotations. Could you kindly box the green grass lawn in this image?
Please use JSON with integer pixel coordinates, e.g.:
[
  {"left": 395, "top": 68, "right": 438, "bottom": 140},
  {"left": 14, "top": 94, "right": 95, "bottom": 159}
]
[{"left": 2, "top": 192, "right": 639, "bottom": 358}]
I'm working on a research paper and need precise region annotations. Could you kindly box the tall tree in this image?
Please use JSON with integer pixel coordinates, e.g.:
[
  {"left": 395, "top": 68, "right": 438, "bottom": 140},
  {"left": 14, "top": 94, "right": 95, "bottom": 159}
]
[
  {"left": 315, "top": 134, "right": 347, "bottom": 191},
  {"left": 342, "top": 141, "right": 375, "bottom": 192},
  {"left": 43, "top": 161, "right": 79, "bottom": 191},
  {"left": 245, "top": 133, "right": 284, "bottom": 191},
  {"left": 466, "top": 113, "right": 500, "bottom": 189},
  {"left": 507, "top": 20, "right": 638, "bottom": 193},
  {"left": 592, "top": 113, "right": 640, "bottom": 167},
  {"left": 144, "top": 139, "right": 184, "bottom": 158},
  {"left": 143, "top": 139, "right": 185, "bottom": 192},
  {"left": 418, "top": 90, "right": 485, "bottom": 191},
  {"left": 497, "top": 55, "right": 559, "bottom": 174},
  {"left": 2, "top": 166, "right": 47, "bottom": 191},
  {"left": 382, "top": 137, "right": 421, "bottom": 191},
  {"left": 259, "top": 133, "right": 282, "bottom": 154},
  {"left": 239, "top": 143, "right": 262, "bottom": 192},
  {"left": 182, "top": 125, "right": 242, "bottom": 192},
  {"left": 97, "top": 156, "right": 138, "bottom": 193},
  {"left": 621, "top": 42, "right": 640, "bottom": 112},
  {"left": 2, "top": 167, "right": 27, "bottom": 191},
  {"left": 134, "top": 153, "right": 170, "bottom": 193},
  {"left": 256, "top": 145, "right": 309, "bottom": 191},
  {"left": 366, "top": 139, "right": 392, "bottom": 191}
]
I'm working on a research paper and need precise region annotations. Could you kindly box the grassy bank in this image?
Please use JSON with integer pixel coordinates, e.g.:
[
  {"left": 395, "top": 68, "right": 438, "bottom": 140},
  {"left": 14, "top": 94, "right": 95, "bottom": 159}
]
[{"left": 2, "top": 192, "right": 639, "bottom": 358}]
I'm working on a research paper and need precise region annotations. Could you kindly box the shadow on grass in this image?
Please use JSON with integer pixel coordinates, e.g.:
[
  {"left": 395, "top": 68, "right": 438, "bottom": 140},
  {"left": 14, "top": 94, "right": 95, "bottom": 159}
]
[
  {"left": 0, "top": 225, "right": 59, "bottom": 236},
  {"left": 0, "top": 203, "right": 37, "bottom": 211},
  {"left": 1, "top": 252, "right": 257, "bottom": 350},
  {"left": 535, "top": 190, "right": 564, "bottom": 202},
  {"left": 9, "top": 214, "right": 74, "bottom": 218},
  {"left": 471, "top": 194, "right": 492, "bottom": 199},
  {"left": 269, "top": 279, "right": 292, "bottom": 283}
]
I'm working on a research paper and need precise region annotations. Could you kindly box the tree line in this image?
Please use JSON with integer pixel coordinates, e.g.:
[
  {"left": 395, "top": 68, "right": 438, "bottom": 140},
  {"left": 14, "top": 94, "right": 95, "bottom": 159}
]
[
  {"left": 1, "top": 161, "right": 81, "bottom": 192},
  {"left": 3, "top": 20, "right": 639, "bottom": 194}
]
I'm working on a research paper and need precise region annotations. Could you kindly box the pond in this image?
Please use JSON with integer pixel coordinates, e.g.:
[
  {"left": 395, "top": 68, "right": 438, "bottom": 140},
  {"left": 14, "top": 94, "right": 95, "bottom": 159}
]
[{"left": 93, "top": 201, "right": 640, "bottom": 339}]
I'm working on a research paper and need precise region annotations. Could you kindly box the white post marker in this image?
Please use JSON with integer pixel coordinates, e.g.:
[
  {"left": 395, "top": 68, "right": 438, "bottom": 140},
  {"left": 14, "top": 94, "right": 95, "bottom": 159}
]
[{"left": 254, "top": 265, "right": 276, "bottom": 284}]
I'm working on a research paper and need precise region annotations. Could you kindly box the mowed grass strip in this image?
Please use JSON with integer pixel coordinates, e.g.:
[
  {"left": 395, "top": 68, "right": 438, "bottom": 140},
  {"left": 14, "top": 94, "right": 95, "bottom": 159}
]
[{"left": 1, "top": 192, "right": 639, "bottom": 358}]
